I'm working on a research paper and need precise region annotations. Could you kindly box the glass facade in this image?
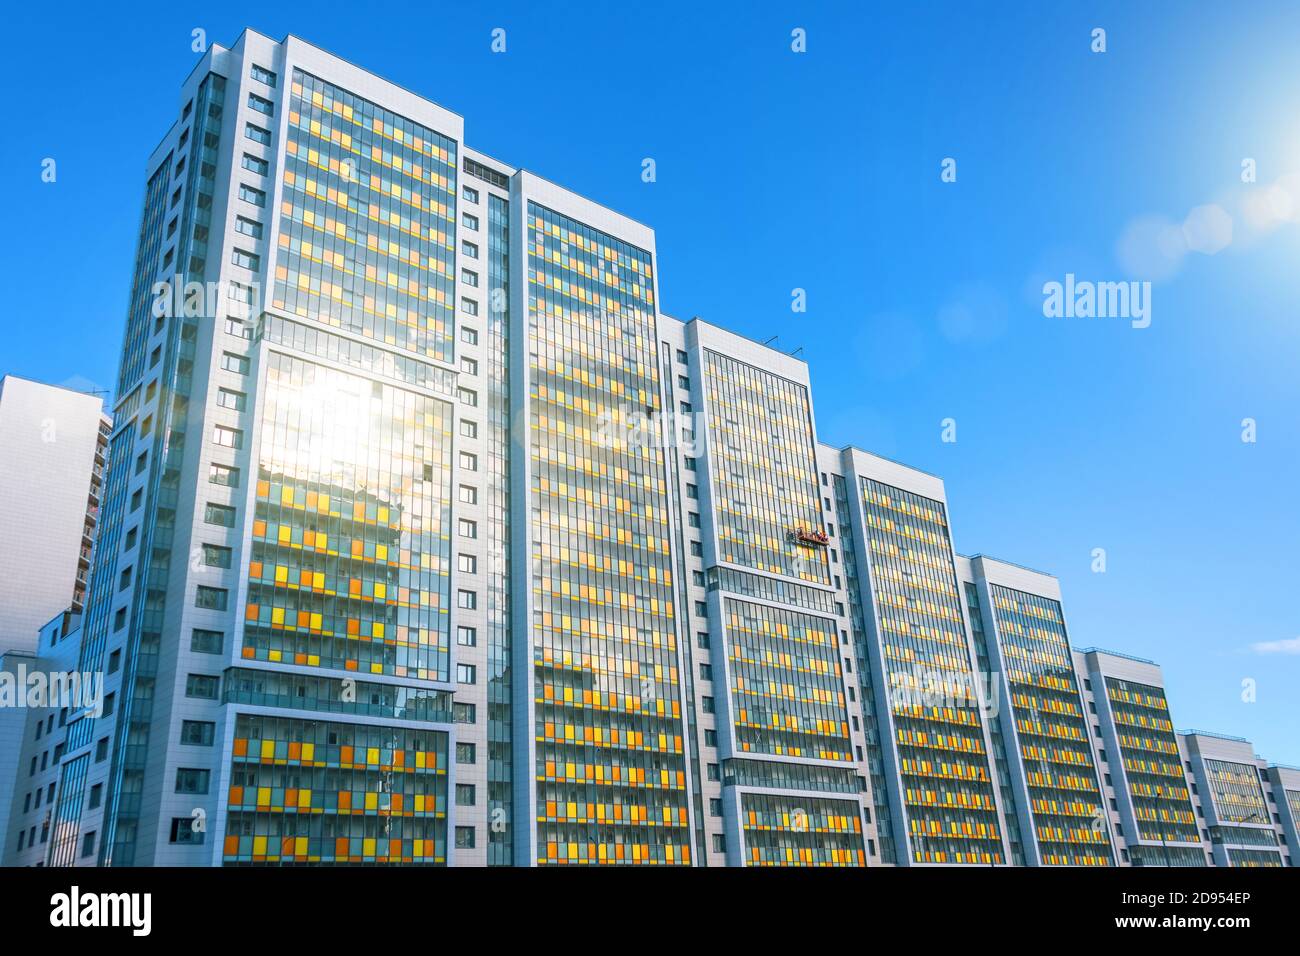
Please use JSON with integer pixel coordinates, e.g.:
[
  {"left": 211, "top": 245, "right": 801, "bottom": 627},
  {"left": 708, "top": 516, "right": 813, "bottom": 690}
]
[
  {"left": 1104, "top": 678, "right": 1201, "bottom": 846},
  {"left": 702, "top": 351, "right": 828, "bottom": 585},
  {"left": 723, "top": 597, "right": 851, "bottom": 761},
  {"left": 989, "top": 585, "right": 1112, "bottom": 865},
  {"left": 1203, "top": 759, "right": 1269, "bottom": 824},
  {"left": 966, "top": 582, "right": 1027, "bottom": 866},
  {"left": 46, "top": 755, "right": 90, "bottom": 868},
  {"left": 273, "top": 70, "right": 458, "bottom": 363},
  {"left": 485, "top": 192, "right": 513, "bottom": 864},
  {"left": 241, "top": 352, "right": 454, "bottom": 681},
  {"left": 708, "top": 566, "right": 834, "bottom": 614},
  {"left": 526, "top": 202, "right": 690, "bottom": 865},
  {"left": 860, "top": 479, "right": 1002, "bottom": 864},
  {"left": 1226, "top": 847, "right": 1284, "bottom": 867},
  {"left": 222, "top": 714, "right": 448, "bottom": 864},
  {"left": 118, "top": 160, "right": 173, "bottom": 395},
  {"left": 104, "top": 72, "right": 229, "bottom": 866},
  {"left": 835, "top": 474, "right": 895, "bottom": 863},
  {"left": 739, "top": 793, "right": 864, "bottom": 866}
]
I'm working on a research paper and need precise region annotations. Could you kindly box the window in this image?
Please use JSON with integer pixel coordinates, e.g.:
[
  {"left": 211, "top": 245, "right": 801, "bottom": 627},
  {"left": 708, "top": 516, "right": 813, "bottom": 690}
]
[
  {"left": 231, "top": 248, "right": 260, "bottom": 270},
  {"left": 195, "top": 586, "right": 228, "bottom": 611},
  {"left": 458, "top": 519, "right": 477, "bottom": 539},
  {"left": 175, "top": 768, "right": 211, "bottom": 794},
  {"left": 458, "top": 554, "right": 477, "bottom": 574},
  {"left": 462, "top": 185, "right": 479, "bottom": 204},
  {"left": 457, "top": 626, "right": 477, "bottom": 646},
  {"left": 455, "top": 827, "right": 475, "bottom": 849},
  {"left": 460, "top": 419, "right": 478, "bottom": 438},
  {"left": 458, "top": 387, "right": 478, "bottom": 407},
  {"left": 457, "top": 590, "right": 477, "bottom": 610},
  {"left": 95, "top": 737, "right": 109, "bottom": 761},
  {"left": 221, "top": 352, "right": 249, "bottom": 375},
  {"left": 456, "top": 742, "right": 476, "bottom": 763},
  {"left": 228, "top": 282, "right": 255, "bottom": 313},
  {"left": 204, "top": 503, "right": 236, "bottom": 527},
  {"left": 238, "top": 183, "right": 266, "bottom": 207},
  {"left": 459, "top": 485, "right": 477, "bottom": 504},
  {"left": 241, "top": 153, "right": 269, "bottom": 176},
  {"left": 456, "top": 784, "right": 476, "bottom": 806},
  {"left": 676, "top": 349, "right": 688, "bottom": 364},
  {"left": 461, "top": 357, "right": 478, "bottom": 376},
  {"left": 247, "top": 92, "right": 274, "bottom": 116},
  {"left": 462, "top": 212, "right": 479, "bottom": 230},
  {"left": 453, "top": 702, "right": 475, "bottom": 723},
  {"left": 461, "top": 327, "right": 478, "bottom": 345},
  {"left": 709, "top": 798, "right": 722, "bottom": 817},
  {"left": 108, "top": 649, "right": 121, "bottom": 673},
  {"left": 462, "top": 240, "right": 479, "bottom": 259},
  {"left": 88, "top": 784, "right": 103, "bottom": 809},
  {"left": 461, "top": 268, "right": 478, "bottom": 287},
  {"left": 185, "top": 674, "right": 220, "bottom": 699},
  {"left": 191, "top": 628, "right": 224, "bottom": 654},
  {"left": 459, "top": 451, "right": 478, "bottom": 471},
  {"left": 457, "top": 663, "right": 476, "bottom": 684},
  {"left": 180, "top": 720, "right": 215, "bottom": 746},
  {"left": 461, "top": 296, "right": 479, "bottom": 316},
  {"left": 201, "top": 545, "right": 232, "bottom": 569},
  {"left": 209, "top": 463, "right": 240, "bottom": 487},
  {"left": 81, "top": 831, "right": 96, "bottom": 858},
  {"left": 216, "top": 388, "right": 246, "bottom": 411},
  {"left": 235, "top": 215, "right": 263, "bottom": 239},
  {"left": 245, "top": 122, "right": 272, "bottom": 146},
  {"left": 169, "top": 817, "right": 205, "bottom": 845},
  {"left": 249, "top": 63, "right": 277, "bottom": 87}
]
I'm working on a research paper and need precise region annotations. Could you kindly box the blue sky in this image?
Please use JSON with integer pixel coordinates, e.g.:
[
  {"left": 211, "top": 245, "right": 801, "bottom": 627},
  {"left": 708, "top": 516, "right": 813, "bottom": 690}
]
[{"left": 3, "top": 1, "right": 1297, "bottom": 761}]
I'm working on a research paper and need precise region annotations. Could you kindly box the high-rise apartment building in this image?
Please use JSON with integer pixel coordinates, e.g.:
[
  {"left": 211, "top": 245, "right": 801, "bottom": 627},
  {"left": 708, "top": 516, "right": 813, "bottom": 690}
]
[
  {"left": 1181, "top": 731, "right": 1290, "bottom": 867},
  {"left": 5, "top": 28, "right": 1293, "bottom": 867},
  {"left": 0, "top": 376, "right": 109, "bottom": 648},
  {"left": 1079, "top": 647, "right": 1211, "bottom": 866}
]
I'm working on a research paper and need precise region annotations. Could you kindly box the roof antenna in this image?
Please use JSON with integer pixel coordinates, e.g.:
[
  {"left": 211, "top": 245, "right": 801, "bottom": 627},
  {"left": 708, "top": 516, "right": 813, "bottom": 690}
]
[
  {"left": 762, "top": 335, "right": 779, "bottom": 346},
  {"left": 788, "top": 347, "right": 804, "bottom": 358}
]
